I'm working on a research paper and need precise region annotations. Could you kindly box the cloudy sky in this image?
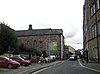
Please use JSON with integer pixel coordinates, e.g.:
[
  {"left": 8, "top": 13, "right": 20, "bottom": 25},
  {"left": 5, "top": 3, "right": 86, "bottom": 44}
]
[{"left": 0, "top": 0, "right": 84, "bottom": 50}]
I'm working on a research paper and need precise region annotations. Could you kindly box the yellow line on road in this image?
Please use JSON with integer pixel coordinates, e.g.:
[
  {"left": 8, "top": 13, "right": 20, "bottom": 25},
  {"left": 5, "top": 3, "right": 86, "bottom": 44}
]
[{"left": 78, "top": 59, "right": 100, "bottom": 72}]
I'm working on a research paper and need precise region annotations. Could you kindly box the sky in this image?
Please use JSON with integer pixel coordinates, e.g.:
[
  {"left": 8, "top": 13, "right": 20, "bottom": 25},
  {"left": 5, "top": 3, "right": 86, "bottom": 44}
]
[{"left": 0, "top": 0, "right": 84, "bottom": 50}]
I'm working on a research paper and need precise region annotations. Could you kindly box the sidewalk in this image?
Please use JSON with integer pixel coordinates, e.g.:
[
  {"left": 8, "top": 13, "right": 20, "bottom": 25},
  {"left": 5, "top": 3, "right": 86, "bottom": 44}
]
[{"left": 79, "top": 59, "right": 100, "bottom": 72}]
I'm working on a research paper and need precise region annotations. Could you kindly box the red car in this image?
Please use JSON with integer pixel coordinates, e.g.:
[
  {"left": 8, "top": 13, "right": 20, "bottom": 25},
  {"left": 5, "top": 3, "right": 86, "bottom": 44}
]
[
  {"left": 31, "top": 56, "right": 39, "bottom": 63},
  {"left": 0, "top": 56, "right": 20, "bottom": 69},
  {"left": 10, "top": 56, "right": 31, "bottom": 66}
]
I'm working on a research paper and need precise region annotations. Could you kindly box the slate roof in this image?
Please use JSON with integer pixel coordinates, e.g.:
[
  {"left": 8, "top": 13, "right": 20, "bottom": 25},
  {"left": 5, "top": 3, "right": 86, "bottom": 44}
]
[{"left": 15, "top": 28, "right": 63, "bottom": 37}]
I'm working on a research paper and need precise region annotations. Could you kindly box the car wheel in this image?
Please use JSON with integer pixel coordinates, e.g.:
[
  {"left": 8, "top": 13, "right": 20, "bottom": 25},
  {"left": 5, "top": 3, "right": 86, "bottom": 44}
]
[
  {"left": 25, "top": 63, "right": 29, "bottom": 66},
  {"left": 22, "top": 63, "right": 26, "bottom": 66},
  {"left": 7, "top": 64, "right": 13, "bottom": 69}
]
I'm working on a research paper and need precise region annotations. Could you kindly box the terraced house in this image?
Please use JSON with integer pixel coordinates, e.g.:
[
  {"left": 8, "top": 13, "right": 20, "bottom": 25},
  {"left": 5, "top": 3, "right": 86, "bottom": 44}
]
[
  {"left": 15, "top": 25, "right": 65, "bottom": 59},
  {"left": 83, "top": 0, "right": 100, "bottom": 63}
]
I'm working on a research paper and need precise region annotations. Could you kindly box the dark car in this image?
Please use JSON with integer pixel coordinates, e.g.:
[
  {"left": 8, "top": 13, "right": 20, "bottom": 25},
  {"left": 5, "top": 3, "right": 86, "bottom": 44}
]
[
  {"left": 10, "top": 56, "right": 31, "bottom": 66},
  {"left": 0, "top": 56, "right": 20, "bottom": 69}
]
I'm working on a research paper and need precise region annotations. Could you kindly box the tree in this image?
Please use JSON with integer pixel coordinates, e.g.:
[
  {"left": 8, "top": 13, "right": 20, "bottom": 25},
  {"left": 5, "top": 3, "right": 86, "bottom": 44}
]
[{"left": 0, "top": 22, "right": 18, "bottom": 54}]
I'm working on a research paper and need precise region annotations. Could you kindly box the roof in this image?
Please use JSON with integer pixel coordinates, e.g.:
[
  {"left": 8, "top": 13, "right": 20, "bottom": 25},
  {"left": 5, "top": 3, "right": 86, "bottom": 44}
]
[{"left": 15, "top": 28, "right": 63, "bottom": 37}]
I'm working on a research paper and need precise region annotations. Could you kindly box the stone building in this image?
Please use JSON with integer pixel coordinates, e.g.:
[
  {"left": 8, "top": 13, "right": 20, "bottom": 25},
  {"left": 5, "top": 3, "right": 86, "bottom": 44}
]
[
  {"left": 67, "top": 45, "right": 75, "bottom": 56},
  {"left": 83, "top": 0, "right": 100, "bottom": 62},
  {"left": 15, "top": 25, "right": 65, "bottom": 59}
]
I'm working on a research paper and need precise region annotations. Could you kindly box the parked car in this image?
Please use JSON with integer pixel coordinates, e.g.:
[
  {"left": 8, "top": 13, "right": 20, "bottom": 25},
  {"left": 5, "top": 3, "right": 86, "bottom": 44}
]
[
  {"left": 0, "top": 56, "right": 20, "bottom": 69},
  {"left": 10, "top": 56, "right": 31, "bottom": 66},
  {"left": 49, "top": 55, "right": 56, "bottom": 62},
  {"left": 69, "top": 55, "right": 77, "bottom": 60},
  {"left": 31, "top": 56, "right": 39, "bottom": 63},
  {"left": 13, "top": 55, "right": 28, "bottom": 60}
]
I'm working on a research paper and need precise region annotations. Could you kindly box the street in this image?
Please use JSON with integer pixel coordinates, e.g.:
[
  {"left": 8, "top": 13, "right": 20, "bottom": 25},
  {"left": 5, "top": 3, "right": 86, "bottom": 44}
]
[{"left": 32, "top": 60, "right": 100, "bottom": 74}]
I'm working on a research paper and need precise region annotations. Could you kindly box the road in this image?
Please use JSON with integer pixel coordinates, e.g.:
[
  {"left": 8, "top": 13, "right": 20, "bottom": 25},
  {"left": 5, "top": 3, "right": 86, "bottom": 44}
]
[{"left": 33, "top": 60, "right": 100, "bottom": 74}]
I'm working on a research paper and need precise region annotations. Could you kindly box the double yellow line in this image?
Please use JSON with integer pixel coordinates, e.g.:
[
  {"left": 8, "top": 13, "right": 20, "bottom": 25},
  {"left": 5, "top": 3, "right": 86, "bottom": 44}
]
[{"left": 78, "top": 59, "right": 100, "bottom": 72}]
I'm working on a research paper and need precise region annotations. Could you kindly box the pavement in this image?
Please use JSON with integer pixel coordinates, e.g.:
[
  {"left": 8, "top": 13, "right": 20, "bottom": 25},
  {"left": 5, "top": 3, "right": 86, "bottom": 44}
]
[{"left": 79, "top": 59, "right": 100, "bottom": 72}]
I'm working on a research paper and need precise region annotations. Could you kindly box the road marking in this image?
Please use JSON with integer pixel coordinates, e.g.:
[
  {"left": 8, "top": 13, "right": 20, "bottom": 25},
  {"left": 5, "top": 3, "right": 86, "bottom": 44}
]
[
  {"left": 78, "top": 59, "right": 100, "bottom": 72},
  {"left": 32, "top": 66, "right": 53, "bottom": 74},
  {"left": 31, "top": 61, "right": 65, "bottom": 74}
]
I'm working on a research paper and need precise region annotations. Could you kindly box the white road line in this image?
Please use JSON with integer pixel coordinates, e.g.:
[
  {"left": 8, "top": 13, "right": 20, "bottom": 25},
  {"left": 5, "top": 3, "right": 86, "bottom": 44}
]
[
  {"left": 32, "top": 61, "right": 65, "bottom": 74},
  {"left": 32, "top": 66, "right": 52, "bottom": 74},
  {"left": 78, "top": 59, "right": 100, "bottom": 72}
]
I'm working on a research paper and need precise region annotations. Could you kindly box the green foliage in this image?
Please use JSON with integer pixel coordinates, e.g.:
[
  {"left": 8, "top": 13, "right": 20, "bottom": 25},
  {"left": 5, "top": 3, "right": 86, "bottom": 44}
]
[{"left": 0, "top": 22, "right": 18, "bottom": 53}]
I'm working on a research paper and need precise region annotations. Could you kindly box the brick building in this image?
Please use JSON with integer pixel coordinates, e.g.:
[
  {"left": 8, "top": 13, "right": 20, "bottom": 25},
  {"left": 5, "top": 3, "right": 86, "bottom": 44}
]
[{"left": 15, "top": 25, "right": 65, "bottom": 59}]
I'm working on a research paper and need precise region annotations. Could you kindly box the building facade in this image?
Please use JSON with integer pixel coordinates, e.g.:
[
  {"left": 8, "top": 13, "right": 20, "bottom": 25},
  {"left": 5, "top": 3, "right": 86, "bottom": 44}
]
[
  {"left": 67, "top": 45, "right": 75, "bottom": 56},
  {"left": 83, "top": 0, "right": 100, "bottom": 62},
  {"left": 15, "top": 25, "right": 65, "bottom": 59}
]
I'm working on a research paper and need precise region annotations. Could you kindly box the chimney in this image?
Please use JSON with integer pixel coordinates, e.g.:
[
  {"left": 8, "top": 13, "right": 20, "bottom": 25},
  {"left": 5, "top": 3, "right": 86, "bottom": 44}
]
[{"left": 29, "top": 24, "right": 32, "bottom": 30}]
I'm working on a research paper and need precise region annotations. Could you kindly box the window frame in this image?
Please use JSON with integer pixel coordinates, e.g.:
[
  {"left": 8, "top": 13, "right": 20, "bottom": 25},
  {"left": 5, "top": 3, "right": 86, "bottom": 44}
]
[
  {"left": 93, "top": 47, "right": 98, "bottom": 60},
  {"left": 90, "top": 4, "right": 96, "bottom": 17},
  {"left": 98, "top": 20, "right": 100, "bottom": 35},
  {"left": 97, "top": 0, "right": 100, "bottom": 10},
  {"left": 91, "top": 23, "right": 97, "bottom": 38}
]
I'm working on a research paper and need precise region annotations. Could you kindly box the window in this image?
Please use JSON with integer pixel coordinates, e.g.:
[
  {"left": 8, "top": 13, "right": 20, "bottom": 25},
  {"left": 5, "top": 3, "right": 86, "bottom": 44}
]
[
  {"left": 97, "top": 0, "right": 100, "bottom": 9},
  {"left": 40, "top": 41, "right": 43, "bottom": 48},
  {"left": 0, "top": 57, "right": 5, "bottom": 61},
  {"left": 91, "top": 24, "right": 97, "bottom": 38},
  {"left": 93, "top": 4, "right": 96, "bottom": 13},
  {"left": 40, "top": 41, "right": 43, "bottom": 43},
  {"left": 90, "top": 4, "right": 96, "bottom": 16},
  {"left": 90, "top": 7, "right": 93, "bottom": 16},
  {"left": 98, "top": 21, "right": 100, "bottom": 35},
  {"left": 93, "top": 47, "right": 98, "bottom": 60},
  {"left": 92, "top": 26, "right": 95, "bottom": 38},
  {"left": 94, "top": 24, "right": 97, "bottom": 37}
]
